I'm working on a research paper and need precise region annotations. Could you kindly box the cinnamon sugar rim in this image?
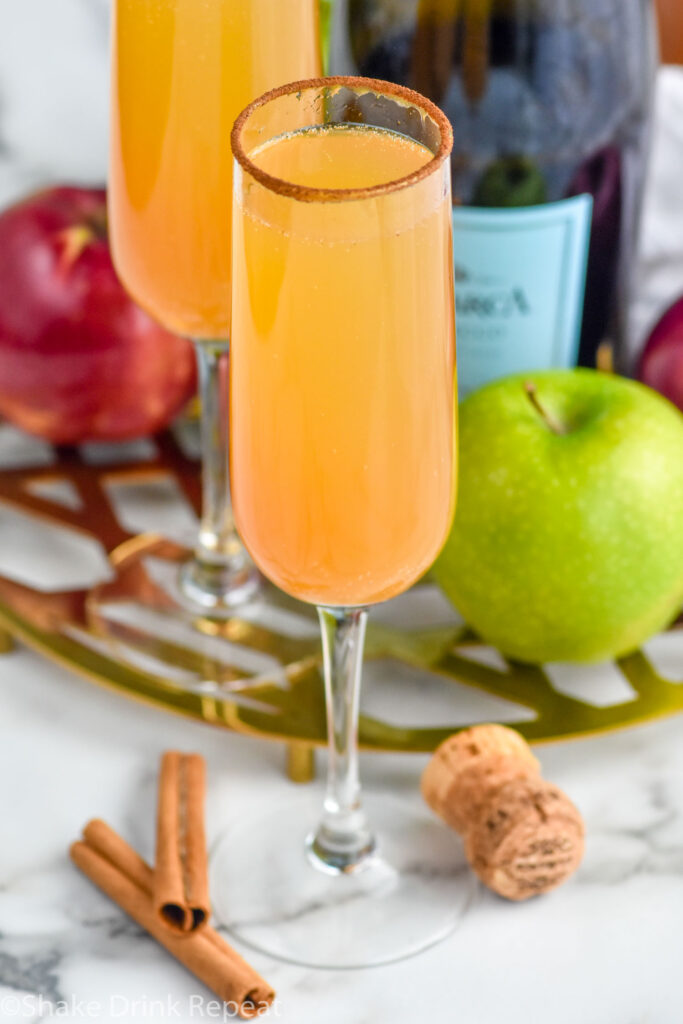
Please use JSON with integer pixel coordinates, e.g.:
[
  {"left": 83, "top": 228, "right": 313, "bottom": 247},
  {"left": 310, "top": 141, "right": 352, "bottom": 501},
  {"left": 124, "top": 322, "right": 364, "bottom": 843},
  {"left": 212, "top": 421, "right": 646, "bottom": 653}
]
[{"left": 231, "top": 76, "right": 453, "bottom": 204}]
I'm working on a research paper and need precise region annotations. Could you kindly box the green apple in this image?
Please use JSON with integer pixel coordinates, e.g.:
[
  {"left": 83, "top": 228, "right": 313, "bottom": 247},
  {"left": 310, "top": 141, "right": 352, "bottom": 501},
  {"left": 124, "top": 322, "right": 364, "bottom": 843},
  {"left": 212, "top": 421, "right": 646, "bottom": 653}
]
[{"left": 433, "top": 369, "right": 683, "bottom": 663}]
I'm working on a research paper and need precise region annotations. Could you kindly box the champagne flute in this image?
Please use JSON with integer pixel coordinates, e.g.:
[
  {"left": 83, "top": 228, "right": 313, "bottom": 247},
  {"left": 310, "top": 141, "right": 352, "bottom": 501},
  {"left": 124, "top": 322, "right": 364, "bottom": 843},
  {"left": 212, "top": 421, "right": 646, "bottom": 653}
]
[
  {"left": 211, "top": 77, "right": 470, "bottom": 968},
  {"left": 108, "top": 0, "right": 321, "bottom": 615}
]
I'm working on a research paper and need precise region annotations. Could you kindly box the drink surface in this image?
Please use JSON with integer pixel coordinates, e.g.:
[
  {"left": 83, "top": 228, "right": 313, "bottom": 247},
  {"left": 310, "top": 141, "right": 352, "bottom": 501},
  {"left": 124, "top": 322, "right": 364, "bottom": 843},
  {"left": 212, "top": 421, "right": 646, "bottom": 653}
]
[
  {"left": 109, "top": 0, "right": 320, "bottom": 339},
  {"left": 250, "top": 123, "right": 433, "bottom": 188},
  {"left": 231, "top": 123, "right": 457, "bottom": 607}
]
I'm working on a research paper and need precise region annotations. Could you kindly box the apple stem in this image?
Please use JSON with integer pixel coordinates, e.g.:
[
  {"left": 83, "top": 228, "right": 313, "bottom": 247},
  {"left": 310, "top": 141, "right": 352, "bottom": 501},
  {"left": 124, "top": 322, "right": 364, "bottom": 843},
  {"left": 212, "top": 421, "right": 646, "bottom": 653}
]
[
  {"left": 86, "top": 207, "right": 109, "bottom": 240},
  {"left": 57, "top": 225, "right": 95, "bottom": 271},
  {"left": 524, "top": 381, "right": 567, "bottom": 435}
]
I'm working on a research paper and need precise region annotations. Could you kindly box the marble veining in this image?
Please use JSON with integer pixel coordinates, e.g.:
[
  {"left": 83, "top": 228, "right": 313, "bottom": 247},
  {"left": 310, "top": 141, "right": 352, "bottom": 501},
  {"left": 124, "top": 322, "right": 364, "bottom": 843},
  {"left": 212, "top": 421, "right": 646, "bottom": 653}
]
[{"left": 0, "top": 949, "right": 64, "bottom": 1006}]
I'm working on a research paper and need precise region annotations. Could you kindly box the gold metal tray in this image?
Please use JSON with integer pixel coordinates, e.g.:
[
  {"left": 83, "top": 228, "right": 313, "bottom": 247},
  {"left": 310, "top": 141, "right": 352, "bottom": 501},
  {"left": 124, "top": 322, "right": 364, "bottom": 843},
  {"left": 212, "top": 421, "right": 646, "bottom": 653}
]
[{"left": 0, "top": 426, "right": 681, "bottom": 782}]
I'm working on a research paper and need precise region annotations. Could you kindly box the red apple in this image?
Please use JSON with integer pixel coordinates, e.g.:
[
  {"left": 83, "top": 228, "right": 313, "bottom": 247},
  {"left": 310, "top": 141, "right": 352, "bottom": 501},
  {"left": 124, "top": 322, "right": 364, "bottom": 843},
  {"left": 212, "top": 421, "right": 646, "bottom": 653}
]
[
  {"left": 0, "top": 186, "right": 196, "bottom": 444},
  {"left": 638, "top": 296, "right": 683, "bottom": 414}
]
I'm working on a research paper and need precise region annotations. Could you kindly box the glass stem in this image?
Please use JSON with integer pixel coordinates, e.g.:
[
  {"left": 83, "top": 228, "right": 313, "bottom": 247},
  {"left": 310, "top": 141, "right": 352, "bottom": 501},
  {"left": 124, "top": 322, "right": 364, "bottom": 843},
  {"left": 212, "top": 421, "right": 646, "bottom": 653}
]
[
  {"left": 194, "top": 340, "right": 240, "bottom": 564},
  {"left": 179, "top": 341, "right": 258, "bottom": 611},
  {"left": 308, "top": 606, "right": 376, "bottom": 873}
]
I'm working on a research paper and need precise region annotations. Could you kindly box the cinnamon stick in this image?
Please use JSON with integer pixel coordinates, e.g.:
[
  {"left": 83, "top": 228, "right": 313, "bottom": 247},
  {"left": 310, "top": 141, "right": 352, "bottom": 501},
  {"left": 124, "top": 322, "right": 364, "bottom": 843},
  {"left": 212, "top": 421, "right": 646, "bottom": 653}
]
[
  {"left": 154, "top": 751, "right": 210, "bottom": 933},
  {"left": 70, "top": 820, "right": 274, "bottom": 1019}
]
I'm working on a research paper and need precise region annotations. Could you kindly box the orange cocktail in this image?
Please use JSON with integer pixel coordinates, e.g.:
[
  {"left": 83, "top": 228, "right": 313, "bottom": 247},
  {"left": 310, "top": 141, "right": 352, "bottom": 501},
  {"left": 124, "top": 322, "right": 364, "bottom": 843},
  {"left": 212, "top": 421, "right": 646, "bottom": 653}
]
[
  {"left": 110, "top": 0, "right": 321, "bottom": 339},
  {"left": 214, "top": 79, "right": 460, "bottom": 969},
  {"left": 108, "top": 0, "right": 321, "bottom": 613},
  {"left": 231, "top": 120, "right": 457, "bottom": 607}
]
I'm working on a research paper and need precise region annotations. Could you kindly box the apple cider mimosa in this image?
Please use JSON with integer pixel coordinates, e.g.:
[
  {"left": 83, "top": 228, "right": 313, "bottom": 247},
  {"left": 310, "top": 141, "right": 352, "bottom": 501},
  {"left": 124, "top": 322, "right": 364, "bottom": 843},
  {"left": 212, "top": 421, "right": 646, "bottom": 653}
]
[
  {"left": 231, "top": 121, "right": 457, "bottom": 607},
  {"left": 110, "top": 0, "right": 321, "bottom": 339},
  {"left": 213, "top": 79, "right": 463, "bottom": 969},
  {"left": 108, "top": 0, "right": 321, "bottom": 613}
]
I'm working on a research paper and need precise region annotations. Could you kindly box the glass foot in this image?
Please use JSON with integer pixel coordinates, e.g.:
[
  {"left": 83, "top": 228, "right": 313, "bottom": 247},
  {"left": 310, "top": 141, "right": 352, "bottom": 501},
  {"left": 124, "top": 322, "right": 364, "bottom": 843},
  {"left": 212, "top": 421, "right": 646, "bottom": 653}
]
[
  {"left": 87, "top": 534, "right": 321, "bottom": 691},
  {"left": 210, "top": 792, "right": 474, "bottom": 969},
  {"left": 178, "top": 553, "right": 260, "bottom": 615}
]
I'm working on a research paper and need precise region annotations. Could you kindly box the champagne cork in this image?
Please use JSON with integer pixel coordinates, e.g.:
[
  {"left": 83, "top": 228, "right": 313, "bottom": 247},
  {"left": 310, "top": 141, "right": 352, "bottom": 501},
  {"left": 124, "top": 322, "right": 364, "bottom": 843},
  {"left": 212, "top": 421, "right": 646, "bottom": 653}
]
[
  {"left": 421, "top": 723, "right": 541, "bottom": 833},
  {"left": 422, "top": 725, "right": 584, "bottom": 901}
]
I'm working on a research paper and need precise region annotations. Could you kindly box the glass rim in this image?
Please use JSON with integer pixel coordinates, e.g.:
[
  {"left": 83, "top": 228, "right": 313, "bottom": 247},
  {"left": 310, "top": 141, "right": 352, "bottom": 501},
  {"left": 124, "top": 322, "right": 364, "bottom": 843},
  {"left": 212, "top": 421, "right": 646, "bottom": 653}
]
[{"left": 231, "top": 76, "right": 453, "bottom": 204}]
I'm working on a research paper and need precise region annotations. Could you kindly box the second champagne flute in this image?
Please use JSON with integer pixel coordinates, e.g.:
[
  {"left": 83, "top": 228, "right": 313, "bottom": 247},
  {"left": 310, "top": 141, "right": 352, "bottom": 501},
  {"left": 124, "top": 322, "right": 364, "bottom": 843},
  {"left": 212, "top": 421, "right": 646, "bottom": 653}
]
[{"left": 108, "top": 0, "right": 321, "bottom": 615}]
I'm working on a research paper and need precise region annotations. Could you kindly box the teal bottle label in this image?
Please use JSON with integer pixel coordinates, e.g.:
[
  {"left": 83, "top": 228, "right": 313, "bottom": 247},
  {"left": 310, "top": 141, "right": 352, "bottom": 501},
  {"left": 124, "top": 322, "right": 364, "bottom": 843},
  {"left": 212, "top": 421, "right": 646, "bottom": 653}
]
[{"left": 452, "top": 195, "right": 593, "bottom": 396}]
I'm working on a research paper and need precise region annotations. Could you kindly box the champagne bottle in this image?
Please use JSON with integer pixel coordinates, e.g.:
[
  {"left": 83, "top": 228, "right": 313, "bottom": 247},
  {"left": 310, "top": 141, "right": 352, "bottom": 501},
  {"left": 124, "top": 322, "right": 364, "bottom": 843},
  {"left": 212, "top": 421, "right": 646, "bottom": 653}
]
[{"left": 330, "top": 0, "right": 657, "bottom": 393}]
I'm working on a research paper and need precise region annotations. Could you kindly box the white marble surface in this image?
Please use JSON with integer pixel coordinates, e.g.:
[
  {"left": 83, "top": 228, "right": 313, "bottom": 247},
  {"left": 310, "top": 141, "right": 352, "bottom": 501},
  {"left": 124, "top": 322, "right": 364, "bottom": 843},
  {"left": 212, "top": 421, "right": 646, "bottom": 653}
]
[
  {"left": 1, "top": 4, "right": 683, "bottom": 1021},
  {"left": 2, "top": 640, "right": 683, "bottom": 1023}
]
